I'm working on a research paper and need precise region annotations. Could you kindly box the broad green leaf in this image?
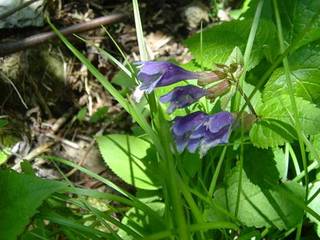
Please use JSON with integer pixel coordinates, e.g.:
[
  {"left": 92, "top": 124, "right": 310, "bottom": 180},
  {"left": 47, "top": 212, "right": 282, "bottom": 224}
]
[
  {"left": 185, "top": 19, "right": 277, "bottom": 70},
  {"left": 309, "top": 134, "right": 320, "bottom": 161},
  {"left": 273, "top": 147, "right": 287, "bottom": 180},
  {"left": 264, "top": 40, "right": 320, "bottom": 105},
  {"left": 250, "top": 95, "right": 320, "bottom": 148},
  {"left": 307, "top": 181, "right": 320, "bottom": 235},
  {"left": 0, "top": 170, "right": 65, "bottom": 240},
  {"left": 278, "top": 0, "right": 320, "bottom": 49},
  {"left": 243, "top": 146, "right": 280, "bottom": 188},
  {"left": 245, "top": 0, "right": 320, "bottom": 49},
  {"left": 205, "top": 166, "right": 305, "bottom": 229},
  {"left": 181, "top": 152, "right": 201, "bottom": 178},
  {"left": 263, "top": 68, "right": 320, "bottom": 105},
  {"left": 96, "top": 134, "right": 160, "bottom": 190},
  {"left": 250, "top": 119, "right": 297, "bottom": 148},
  {"left": 118, "top": 202, "right": 165, "bottom": 240},
  {"left": 289, "top": 40, "right": 320, "bottom": 69}
]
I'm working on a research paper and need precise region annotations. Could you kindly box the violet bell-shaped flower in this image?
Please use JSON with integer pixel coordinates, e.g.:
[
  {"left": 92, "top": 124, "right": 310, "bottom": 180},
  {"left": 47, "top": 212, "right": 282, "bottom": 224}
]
[
  {"left": 133, "top": 61, "right": 222, "bottom": 102},
  {"left": 172, "top": 111, "right": 207, "bottom": 153},
  {"left": 191, "top": 112, "right": 234, "bottom": 156},
  {"left": 136, "top": 61, "right": 198, "bottom": 93},
  {"left": 172, "top": 111, "right": 234, "bottom": 155},
  {"left": 160, "top": 85, "right": 207, "bottom": 113}
]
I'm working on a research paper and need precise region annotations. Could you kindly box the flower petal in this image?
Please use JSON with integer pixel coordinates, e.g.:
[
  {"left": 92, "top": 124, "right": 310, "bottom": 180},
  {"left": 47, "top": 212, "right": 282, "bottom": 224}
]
[
  {"left": 160, "top": 85, "right": 207, "bottom": 113},
  {"left": 172, "top": 112, "right": 207, "bottom": 136},
  {"left": 208, "top": 112, "right": 234, "bottom": 133}
]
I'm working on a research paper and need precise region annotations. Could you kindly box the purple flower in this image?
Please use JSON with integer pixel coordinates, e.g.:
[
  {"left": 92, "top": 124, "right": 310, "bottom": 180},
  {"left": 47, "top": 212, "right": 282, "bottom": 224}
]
[
  {"left": 172, "top": 111, "right": 234, "bottom": 155},
  {"left": 191, "top": 112, "right": 234, "bottom": 156},
  {"left": 172, "top": 112, "right": 207, "bottom": 152},
  {"left": 135, "top": 61, "right": 198, "bottom": 93},
  {"left": 160, "top": 85, "right": 207, "bottom": 113}
]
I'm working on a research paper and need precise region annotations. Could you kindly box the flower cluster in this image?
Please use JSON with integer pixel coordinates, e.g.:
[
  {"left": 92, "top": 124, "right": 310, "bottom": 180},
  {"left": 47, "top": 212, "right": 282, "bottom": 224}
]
[{"left": 134, "top": 61, "right": 235, "bottom": 156}]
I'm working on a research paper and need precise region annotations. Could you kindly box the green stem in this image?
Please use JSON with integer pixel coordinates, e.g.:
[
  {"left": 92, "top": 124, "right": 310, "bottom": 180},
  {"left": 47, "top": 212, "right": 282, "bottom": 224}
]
[
  {"left": 288, "top": 143, "right": 301, "bottom": 176},
  {"left": 234, "top": 0, "right": 264, "bottom": 112},
  {"left": 235, "top": 128, "right": 244, "bottom": 217},
  {"left": 166, "top": 156, "right": 190, "bottom": 240},
  {"left": 208, "top": 146, "right": 227, "bottom": 197},
  {"left": 178, "top": 177, "right": 205, "bottom": 240},
  {"left": 159, "top": 109, "right": 189, "bottom": 240},
  {"left": 293, "top": 161, "right": 318, "bottom": 182},
  {"left": 273, "top": 0, "right": 308, "bottom": 199}
]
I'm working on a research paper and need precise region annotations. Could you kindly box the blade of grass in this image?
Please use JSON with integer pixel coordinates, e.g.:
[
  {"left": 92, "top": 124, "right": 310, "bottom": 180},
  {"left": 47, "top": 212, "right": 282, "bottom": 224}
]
[
  {"left": 46, "top": 156, "right": 164, "bottom": 224},
  {"left": 48, "top": 18, "right": 165, "bottom": 159},
  {"left": 158, "top": 109, "right": 190, "bottom": 240},
  {"left": 101, "top": 26, "right": 136, "bottom": 74},
  {"left": 132, "top": 0, "right": 149, "bottom": 61},
  {"left": 208, "top": 145, "right": 227, "bottom": 197}
]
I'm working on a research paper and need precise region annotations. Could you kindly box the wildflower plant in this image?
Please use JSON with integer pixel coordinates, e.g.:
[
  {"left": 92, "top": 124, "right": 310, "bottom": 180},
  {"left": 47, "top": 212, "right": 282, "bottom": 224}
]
[
  {"left": 134, "top": 60, "right": 239, "bottom": 156},
  {"left": 2, "top": 0, "right": 320, "bottom": 240}
]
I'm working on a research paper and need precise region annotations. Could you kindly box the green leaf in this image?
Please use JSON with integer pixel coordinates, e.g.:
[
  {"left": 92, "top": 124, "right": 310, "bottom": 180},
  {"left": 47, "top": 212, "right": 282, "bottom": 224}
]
[
  {"left": 118, "top": 202, "right": 165, "bottom": 240},
  {"left": 0, "top": 170, "right": 65, "bottom": 240},
  {"left": 289, "top": 40, "right": 320, "bottom": 69},
  {"left": 263, "top": 68, "right": 320, "bottom": 105},
  {"left": 112, "top": 69, "right": 136, "bottom": 89},
  {"left": 307, "top": 181, "right": 320, "bottom": 231},
  {"left": 0, "top": 119, "right": 8, "bottom": 128},
  {"left": 250, "top": 118, "right": 297, "bottom": 148},
  {"left": 278, "top": 0, "right": 320, "bottom": 49},
  {"left": 264, "top": 40, "right": 320, "bottom": 105},
  {"left": 273, "top": 147, "right": 287, "bottom": 181},
  {"left": 181, "top": 152, "right": 201, "bottom": 178},
  {"left": 96, "top": 134, "right": 160, "bottom": 190},
  {"left": 0, "top": 149, "right": 8, "bottom": 165},
  {"left": 185, "top": 19, "right": 277, "bottom": 70},
  {"left": 89, "top": 106, "right": 108, "bottom": 123},
  {"left": 76, "top": 107, "right": 87, "bottom": 122},
  {"left": 250, "top": 95, "right": 320, "bottom": 148},
  {"left": 205, "top": 166, "right": 305, "bottom": 229},
  {"left": 243, "top": 146, "right": 280, "bottom": 188}
]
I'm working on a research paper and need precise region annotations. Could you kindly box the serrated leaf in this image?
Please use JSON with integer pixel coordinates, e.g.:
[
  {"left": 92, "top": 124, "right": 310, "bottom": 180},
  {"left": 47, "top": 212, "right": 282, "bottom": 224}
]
[
  {"left": 289, "top": 40, "right": 320, "bottom": 69},
  {"left": 0, "top": 170, "right": 65, "bottom": 240},
  {"left": 263, "top": 68, "right": 320, "bottom": 105},
  {"left": 278, "top": 0, "right": 320, "bottom": 49},
  {"left": 205, "top": 166, "right": 305, "bottom": 229},
  {"left": 250, "top": 95, "right": 320, "bottom": 148},
  {"left": 185, "top": 19, "right": 277, "bottom": 70},
  {"left": 96, "top": 134, "right": 160, "bottom": 190},
  {"left": 250, "top": 119, "right": 297, "bottom": 148},
  {"left": 259, "top": 95, "right": 320, "bottom": 135},
  {"left": 243, "top": 146, "right": 280, "bottom": 188},
  {"left": 273, "top": 147, "right": 287, "bottom": 181}
]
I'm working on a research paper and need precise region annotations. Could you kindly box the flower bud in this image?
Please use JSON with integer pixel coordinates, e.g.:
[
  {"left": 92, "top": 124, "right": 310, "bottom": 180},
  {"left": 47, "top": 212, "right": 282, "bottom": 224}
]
[
  {"left": 197, "top": 71, "right": 226, "bottom": 86},
  {"left": 206, "top": 80, "right": 230, "bottom": 99}
]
